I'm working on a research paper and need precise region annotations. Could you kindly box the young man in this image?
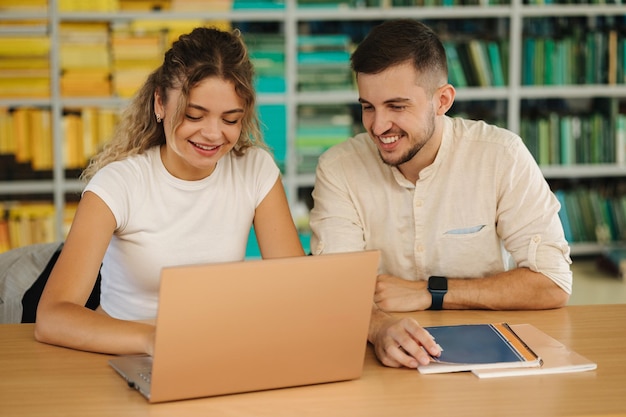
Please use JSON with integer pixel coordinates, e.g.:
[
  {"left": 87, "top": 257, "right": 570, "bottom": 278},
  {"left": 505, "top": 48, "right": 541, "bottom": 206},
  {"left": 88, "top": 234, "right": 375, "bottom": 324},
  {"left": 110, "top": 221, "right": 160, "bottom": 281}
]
[{"left": 309, "top": 19, "right": 572, "bottom": 369}]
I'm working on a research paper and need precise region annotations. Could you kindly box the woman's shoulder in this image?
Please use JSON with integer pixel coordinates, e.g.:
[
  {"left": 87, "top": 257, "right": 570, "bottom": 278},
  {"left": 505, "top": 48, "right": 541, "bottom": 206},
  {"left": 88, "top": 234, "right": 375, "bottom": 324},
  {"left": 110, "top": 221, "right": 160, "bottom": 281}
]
[{"left": 88, "top": 147, "right": 158, "bottom": 189}]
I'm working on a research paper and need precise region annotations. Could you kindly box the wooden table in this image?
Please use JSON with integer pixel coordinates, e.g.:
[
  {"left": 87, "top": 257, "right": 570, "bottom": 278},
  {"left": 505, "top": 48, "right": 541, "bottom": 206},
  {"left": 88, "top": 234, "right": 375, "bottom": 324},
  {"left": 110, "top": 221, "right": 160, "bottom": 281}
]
[{"left": 2, "top": 305, "right": 625, "bottom": 417}]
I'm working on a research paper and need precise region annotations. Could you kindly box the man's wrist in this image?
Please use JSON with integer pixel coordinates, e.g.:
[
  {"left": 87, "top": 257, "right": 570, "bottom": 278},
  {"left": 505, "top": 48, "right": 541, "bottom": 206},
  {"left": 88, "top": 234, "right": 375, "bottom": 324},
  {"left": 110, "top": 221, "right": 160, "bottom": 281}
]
[{"left": 427, "top": 276, "right": 448, "bottom": 310}]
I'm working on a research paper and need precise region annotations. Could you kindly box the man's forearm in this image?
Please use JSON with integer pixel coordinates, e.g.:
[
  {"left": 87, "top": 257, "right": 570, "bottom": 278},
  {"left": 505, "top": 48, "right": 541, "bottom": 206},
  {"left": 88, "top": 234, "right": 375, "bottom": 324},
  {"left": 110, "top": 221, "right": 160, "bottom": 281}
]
[{"left": 443, "top": 268, "right": 569, "bottom": 310}]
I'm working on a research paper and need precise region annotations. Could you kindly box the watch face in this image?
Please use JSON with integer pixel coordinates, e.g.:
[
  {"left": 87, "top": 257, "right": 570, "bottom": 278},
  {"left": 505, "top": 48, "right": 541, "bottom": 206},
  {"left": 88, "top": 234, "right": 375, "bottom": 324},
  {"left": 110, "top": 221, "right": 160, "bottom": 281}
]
[{"left": 429, "top": 276, "right": 447, "bottom": 291}]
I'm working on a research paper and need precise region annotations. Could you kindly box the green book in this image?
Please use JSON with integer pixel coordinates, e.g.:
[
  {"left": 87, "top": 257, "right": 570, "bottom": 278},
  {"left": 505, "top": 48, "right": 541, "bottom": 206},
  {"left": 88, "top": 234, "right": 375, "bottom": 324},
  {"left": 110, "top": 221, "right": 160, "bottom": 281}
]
[
  {"left": 549, "top": 112, "right": 560, "bottom": 165},
  {"left": 486, "top": 41, "right": 505, "bottom": 87},
  {"left": 444, "top": 41, "right": 468, "bottom": 88},
  {"left": 559, "top": 116, "right": 574, "bottom": 165},
  {"left": 522, "top": 37, "right": 535, "bottom": 86},
  {"left": 537, "top": 117, "right": 550, "bottom": 166},
  {"left": 467, "top": 40, "right": 492, "bottom": 87},
  {"left": 544, "top": 38, "right": 555, "bottom": 85}
]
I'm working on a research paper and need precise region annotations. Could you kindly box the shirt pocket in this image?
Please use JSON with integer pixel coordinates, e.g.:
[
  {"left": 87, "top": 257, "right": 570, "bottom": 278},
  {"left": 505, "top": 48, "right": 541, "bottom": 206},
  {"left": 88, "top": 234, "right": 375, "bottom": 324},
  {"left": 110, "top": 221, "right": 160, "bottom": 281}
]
[
  {"left": 444, "top": 224, "right": 486, "bottom": 235},
  {"left": 436, "top": 223, "right": 503, "bottom": 276}
]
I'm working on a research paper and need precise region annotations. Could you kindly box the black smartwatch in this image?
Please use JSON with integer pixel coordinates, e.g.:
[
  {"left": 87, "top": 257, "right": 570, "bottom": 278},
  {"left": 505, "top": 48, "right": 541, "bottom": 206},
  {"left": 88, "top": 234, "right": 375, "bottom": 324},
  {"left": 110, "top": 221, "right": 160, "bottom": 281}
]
[{"left": 427, "top": 276, "right": 448, "bottom": 310}]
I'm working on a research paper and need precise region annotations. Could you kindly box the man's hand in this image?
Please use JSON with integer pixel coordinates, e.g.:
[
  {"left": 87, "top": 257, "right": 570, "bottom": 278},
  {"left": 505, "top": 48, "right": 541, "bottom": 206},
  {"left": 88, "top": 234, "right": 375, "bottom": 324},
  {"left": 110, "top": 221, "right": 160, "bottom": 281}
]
[
  {"left": 369, "top": 308, "right": 441, "bottom": 368},
  {"left": 374, "top": 274, "right": 431, "bottom": 312}
]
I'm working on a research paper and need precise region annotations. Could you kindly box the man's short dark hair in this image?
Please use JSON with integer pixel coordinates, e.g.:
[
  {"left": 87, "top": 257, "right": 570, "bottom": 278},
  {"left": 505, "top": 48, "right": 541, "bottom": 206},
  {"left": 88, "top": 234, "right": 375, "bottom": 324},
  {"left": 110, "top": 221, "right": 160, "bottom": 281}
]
[{"left": 351, "top": 19, "right": 448, "bottom": 83}]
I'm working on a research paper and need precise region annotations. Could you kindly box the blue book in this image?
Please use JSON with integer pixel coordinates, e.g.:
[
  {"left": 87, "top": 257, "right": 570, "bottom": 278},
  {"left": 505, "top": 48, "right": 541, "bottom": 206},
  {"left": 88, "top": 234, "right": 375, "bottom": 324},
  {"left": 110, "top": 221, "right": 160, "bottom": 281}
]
[{"left": 418, "top": 323, "right": 542, "bottom": 374}]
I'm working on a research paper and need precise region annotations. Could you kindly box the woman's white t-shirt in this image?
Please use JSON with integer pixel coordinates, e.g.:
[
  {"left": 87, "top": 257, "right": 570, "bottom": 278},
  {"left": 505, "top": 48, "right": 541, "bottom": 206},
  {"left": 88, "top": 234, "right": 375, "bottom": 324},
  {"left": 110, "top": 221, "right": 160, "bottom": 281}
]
[{"left": 83, "top": 146, "right": 279, "bottom": 320}]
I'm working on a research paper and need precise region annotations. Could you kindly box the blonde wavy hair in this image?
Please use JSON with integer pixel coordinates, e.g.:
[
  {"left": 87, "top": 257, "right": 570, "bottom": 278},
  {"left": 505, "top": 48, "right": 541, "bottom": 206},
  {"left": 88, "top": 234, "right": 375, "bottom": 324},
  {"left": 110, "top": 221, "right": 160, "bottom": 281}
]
[{"left": 81, "top": 26, "right": 265, "bottom": 182}]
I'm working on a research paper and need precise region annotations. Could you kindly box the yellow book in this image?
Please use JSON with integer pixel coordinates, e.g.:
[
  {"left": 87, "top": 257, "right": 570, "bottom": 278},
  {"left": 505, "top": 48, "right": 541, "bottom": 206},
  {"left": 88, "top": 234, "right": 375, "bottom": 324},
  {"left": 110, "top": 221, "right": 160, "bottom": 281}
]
[
  {"left": 97, "top": 108, "right": 119, "bottom": 150},
  {"left": 13, "top": 108, "right": 32, "bottom": 164},
  {"left": 61, "top": 69, "right": 112, "bottom": 96},
  {"left": 0, "top": 0, "right": 47, "bottom": 11},
  {"left": 31, "top": 215, "right": 56, "bottom": 244},
  {"left": 81, "top": 107, "right": 99, "bottom": 160},
  {"left": 60, "top": 44, "right": 111, "bottom": 69},
  {"left": 0, "top": 106, "right": 15, "bottom": 155},
  {"left": 8, "top": 205, "right": 29, "bottom": 248},
  {"left": 608, "top": 30, "right": 617, "bottom": 85},
  {"left": 171, "top": 0, "right": 232, "bottom": 11},
  {"left": 31, "top": 109, "right": 53, "bottom": 171},
  {"left": 59, "top": 0, "right": 120, "bottom": 11},
  {"left": 0, "top": 37, "right": 50, "bottom": 56},
  {"left": 0, "top": 19, "right": 48, "bottom": 31},
  {"left": 119, "top": 0, "right": 171, "bottom": 11},
  {"left": 111, "top": 34, "right": 164, "bottom": 61},
  {"left": 9, "top": 203, "right": 56, "bottom": 246},
  {"left": 0, "top": 77, "right": 50, "bottom": 98},
  {"left": 60, "top": 22, "right": 110, "bottom": 43},
  {"left": 0, "top": 219, "right": 10, "bottom": 253},
  {"left": 63, "top": 113, "right": 85, "bottom": 169},
  {"left": 113, "top": 67, "right": 155, "bottom": 97},
  {"left": 0, "top": 57, "right": 50, "bottom": 70}
]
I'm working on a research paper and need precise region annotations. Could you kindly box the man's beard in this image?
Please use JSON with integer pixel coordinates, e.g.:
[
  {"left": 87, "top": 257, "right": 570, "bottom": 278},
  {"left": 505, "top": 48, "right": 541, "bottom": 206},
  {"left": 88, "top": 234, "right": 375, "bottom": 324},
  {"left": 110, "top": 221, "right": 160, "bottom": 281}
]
[
  {"left": 378, "top": 123, "right": 435, "bottom": 167},
  {"left": 379, "top": 141, "right": 423, "bottom": 167}
]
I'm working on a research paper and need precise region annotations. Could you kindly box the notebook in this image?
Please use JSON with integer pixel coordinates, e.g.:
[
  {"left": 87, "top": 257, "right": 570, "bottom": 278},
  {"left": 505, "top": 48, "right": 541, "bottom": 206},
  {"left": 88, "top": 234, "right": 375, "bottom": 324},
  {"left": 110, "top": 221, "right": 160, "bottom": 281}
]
[
  {"left": 108, "top": 250, "right": 380, "bottom": 403},
  {"left": 472, "top": 324, "right": 597, "bottom": 378},
  {"left": 417, "top": 323, "right": 543, "bottom": 374}
]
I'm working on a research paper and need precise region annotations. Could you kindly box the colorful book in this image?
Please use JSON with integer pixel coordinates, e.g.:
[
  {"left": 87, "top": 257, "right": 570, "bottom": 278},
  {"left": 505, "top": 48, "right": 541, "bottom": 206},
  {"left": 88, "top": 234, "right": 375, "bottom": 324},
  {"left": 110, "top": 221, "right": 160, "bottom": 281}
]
[
  {"left": 486, "top": 41, "right": 505, "bottom": 87},
  {"left": 417, "top": 323, "right": 542, "bottom": 374}
]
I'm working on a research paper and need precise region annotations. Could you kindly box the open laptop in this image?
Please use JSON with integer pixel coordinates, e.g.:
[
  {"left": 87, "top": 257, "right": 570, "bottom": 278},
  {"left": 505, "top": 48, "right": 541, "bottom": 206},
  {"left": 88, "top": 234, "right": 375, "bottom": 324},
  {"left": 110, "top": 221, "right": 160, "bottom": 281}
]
[{"left": 109, "top": 250, "right": 380, "bottom": 403}]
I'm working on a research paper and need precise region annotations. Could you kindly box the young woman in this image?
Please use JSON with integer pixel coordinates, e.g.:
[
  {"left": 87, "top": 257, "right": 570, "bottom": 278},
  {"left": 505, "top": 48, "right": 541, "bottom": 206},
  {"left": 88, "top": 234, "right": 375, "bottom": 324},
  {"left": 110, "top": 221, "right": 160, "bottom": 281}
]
[{"left": 34, "top": 27, "right": 304, "bottom": 355}]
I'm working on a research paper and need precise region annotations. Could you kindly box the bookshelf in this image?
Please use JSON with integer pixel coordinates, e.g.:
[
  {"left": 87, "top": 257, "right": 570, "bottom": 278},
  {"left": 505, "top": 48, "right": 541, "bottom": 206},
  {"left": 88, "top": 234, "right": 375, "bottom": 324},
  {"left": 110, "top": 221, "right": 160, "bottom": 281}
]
[{"left": 1, "top": 0, "right": 626, "bottom": 255}]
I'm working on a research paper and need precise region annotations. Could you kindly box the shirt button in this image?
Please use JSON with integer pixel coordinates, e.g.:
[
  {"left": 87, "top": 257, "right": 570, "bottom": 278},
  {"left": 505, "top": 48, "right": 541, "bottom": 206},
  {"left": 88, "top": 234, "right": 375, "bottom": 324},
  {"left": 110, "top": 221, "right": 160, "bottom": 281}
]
[
  {"left": 416, "top": 244, "right": 425, "bottom": 252},
  {"left": 415, "top": 200, "right": 423, "bottom": 208}
]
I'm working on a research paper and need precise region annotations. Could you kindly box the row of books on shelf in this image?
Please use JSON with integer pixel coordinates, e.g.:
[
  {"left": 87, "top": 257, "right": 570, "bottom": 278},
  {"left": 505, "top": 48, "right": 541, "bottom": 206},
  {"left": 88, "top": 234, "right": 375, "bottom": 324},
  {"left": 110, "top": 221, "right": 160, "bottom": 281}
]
[
  {"left": 555, "top": 184, "right": 626, "bottom": 245},
  {"left": 5, "top": 26, "right": 626, "bottom": 99},
  {"left": 522, "top": 27, "right": 626, "bottom": 86},
  {"left": 298, "top": 34, "right": 353, "bottom": 91},
  {"left": 295, "top": 104, "right": 354, "bottom": 173},
  {"left": 0, "top": 104, "right": 291, "bottom": 179},
  {"left": 4, "top": 102, "right": 626, "bottom": 179},
  {"left": 444, "top": 39, "right": 508, "bottom": 88},
  {"left": 520, "top": 111, "right": 626, "bottom": 166},
  {"left": 0, "top": 107, "right": 119, "bottom": 172},
  {"left": 1, "top": 29, "right": 354, "bottom": 97},
  {"left": 0, "top": 202, "right": 76, "bottom": 253}
]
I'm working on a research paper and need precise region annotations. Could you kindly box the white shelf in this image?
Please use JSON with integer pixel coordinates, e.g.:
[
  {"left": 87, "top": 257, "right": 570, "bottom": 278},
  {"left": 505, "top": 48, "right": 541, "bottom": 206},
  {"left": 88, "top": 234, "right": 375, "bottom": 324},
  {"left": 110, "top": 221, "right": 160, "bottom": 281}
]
[{"left": 541, "top": 164, "right": 626, "bottom": 179}]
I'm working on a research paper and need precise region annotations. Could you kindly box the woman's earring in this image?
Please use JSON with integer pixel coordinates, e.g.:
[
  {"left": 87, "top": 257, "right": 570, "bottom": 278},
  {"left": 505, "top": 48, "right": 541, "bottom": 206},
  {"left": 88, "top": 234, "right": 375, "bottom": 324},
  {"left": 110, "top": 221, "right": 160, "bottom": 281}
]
[{"left": 156, "top": 113, "right": 162, "bottom": 123}]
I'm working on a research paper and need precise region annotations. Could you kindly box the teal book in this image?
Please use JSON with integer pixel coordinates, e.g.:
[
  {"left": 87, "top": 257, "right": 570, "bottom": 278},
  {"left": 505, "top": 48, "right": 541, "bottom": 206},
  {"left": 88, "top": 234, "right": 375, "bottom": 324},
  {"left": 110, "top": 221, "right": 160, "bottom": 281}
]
[
  {"left": 564, "top": 190, "right": 583, "bottom": 242},
  {"left": 417, "top": 323, "right": 542, "bottom": 374},
  {"left": 522, "top": 37, "right": 536, "bottom": 85},
  {"left": 444, "top": 41, "right": 468, "bottom": 88},
  {"left": 486, "top": 41, "right": 505, "bottom": 87},
  {"left": 544, "top": 38, "right": 556, "bottom": 85},
  {"left": 555, "top": 189, "right": 573, "bottom": 243}
]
